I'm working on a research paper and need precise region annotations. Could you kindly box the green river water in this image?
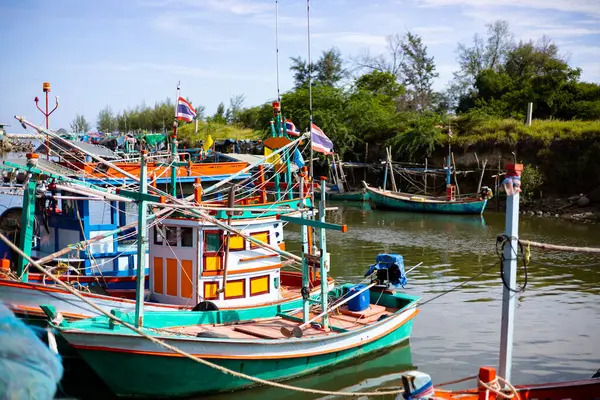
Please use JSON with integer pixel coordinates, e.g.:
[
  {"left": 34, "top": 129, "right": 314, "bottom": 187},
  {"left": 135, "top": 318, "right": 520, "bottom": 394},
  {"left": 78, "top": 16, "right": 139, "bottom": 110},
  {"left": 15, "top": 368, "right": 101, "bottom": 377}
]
[{"left": 206, "top": 201, "right": 600, "bottom": 399}]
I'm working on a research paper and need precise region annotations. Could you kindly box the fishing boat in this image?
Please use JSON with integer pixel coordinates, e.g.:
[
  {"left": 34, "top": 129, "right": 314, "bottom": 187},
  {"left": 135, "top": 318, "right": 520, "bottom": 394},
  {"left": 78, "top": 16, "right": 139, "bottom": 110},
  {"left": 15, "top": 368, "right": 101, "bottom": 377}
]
[
  {"left": 363, "top": 183, "right": 490, "bottom": 215},
  {"left": 40, "top": 176, "right": 420, "bottom": 398},
  {"left": 0, "top": 107, "right": 316, "bottom": 321}
]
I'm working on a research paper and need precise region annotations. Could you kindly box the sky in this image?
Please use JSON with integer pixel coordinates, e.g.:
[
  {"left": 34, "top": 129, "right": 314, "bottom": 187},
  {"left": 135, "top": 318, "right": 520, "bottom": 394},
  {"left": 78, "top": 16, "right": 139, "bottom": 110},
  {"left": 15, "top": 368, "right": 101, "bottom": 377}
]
[{"left": 1, "top": 0, "right": 599, "bottom": 131}]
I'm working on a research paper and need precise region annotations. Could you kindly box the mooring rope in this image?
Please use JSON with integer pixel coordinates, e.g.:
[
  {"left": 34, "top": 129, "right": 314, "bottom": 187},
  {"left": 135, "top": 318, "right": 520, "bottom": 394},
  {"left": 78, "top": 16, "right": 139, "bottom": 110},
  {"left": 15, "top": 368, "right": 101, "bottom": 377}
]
[{"left": 0, "top": 233, "right": 408, "bottom": 397}]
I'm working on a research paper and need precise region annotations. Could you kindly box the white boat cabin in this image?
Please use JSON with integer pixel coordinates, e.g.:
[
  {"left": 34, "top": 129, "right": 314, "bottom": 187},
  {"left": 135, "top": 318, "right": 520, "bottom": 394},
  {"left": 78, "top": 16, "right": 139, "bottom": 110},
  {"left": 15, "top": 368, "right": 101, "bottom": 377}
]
[{"left": 149, "top": 215, "right": 287, "bottom": 308}]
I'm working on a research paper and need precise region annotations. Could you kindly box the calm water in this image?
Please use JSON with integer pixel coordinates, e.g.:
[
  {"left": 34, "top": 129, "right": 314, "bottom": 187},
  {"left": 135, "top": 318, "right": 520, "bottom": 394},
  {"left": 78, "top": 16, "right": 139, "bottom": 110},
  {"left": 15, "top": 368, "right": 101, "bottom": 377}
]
[
  {"left": 60, "top": 203, "right": 600, "bottom": 399},
  {"left": 207, "top": 202, "right": 600, "bottom": 399}
]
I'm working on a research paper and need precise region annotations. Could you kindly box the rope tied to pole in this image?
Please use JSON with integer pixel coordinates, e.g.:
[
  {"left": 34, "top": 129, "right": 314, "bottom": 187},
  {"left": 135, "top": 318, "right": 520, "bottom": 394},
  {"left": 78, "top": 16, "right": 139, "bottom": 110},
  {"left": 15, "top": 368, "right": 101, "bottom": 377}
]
[{"left": 496, "top": 235, "right": 528, "bottom": 293}]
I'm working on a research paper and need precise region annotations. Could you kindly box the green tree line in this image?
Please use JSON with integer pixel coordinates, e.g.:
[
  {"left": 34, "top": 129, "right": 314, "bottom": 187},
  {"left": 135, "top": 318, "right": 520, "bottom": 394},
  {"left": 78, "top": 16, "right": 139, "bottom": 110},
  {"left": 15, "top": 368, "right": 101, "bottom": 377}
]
[{"left": 77, "top": 20, "right": 600, "bottom": 165}]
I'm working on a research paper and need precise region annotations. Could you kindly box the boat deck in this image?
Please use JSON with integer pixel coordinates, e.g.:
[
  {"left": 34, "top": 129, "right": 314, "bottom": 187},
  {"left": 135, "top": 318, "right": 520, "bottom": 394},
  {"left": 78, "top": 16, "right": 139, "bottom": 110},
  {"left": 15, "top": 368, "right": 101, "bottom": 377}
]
[{"left": 161, "top": 304, "right": 398, "bottom": 340}]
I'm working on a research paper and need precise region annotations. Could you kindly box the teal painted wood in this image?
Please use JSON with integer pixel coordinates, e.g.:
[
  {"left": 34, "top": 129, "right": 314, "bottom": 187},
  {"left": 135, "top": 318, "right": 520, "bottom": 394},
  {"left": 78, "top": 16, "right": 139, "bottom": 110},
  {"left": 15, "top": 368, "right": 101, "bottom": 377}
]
[
  {"left": 75, "top": 320, "right": 414, "bottom": 397},
  {"left": 366, "top": 186, "right": 487, "bottom": 215},
  {"left": 49, "top": 285, "right": 420, "bottom": 398}
]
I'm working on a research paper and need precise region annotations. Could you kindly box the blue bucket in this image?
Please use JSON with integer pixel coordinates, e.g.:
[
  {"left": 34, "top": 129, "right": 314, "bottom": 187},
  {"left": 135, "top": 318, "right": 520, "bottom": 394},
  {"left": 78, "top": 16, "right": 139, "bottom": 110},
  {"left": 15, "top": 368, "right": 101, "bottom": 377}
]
[{"left": 347, "top": 284, "right": 370, "bottom": 312}]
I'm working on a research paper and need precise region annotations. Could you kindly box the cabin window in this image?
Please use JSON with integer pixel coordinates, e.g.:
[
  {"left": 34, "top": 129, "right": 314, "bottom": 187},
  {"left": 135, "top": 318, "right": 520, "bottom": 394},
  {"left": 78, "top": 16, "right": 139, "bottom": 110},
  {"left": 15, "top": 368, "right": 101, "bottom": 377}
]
[
  {"left": 249, "top": 231, "right": 270, "bottom": 249},
  {"left": 205, "top": 232, "right": 221, "bottom": 252},
  {"left": 228, "top": 234, "right": 245, "bottom": 251},
  {"left": 164, "top": 226, "right": 178, "bottom": 246},
  {"left": 181, "top": 227, "right": 194, "bottom": 247},
  {"left": 154, "top": 227, "right": 163, "bottom": 245}
]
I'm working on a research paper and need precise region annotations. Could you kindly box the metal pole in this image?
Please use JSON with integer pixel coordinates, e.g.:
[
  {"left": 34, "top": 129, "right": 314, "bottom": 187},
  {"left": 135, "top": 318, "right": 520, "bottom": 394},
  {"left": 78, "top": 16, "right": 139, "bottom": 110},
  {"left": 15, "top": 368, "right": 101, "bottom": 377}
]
[
  {"left": 526, "top": 102, "right": 533, "bottom": 126},
  {"left": 275, "top": 0, "right": 281, "bottom": 104},
  {"left": 171, "top": 82, "right": 181, "bottom": 197},
  {"left": 307, "top": 0, "right": 314, "bottom": 201},
  {"left": 318, "top": 177, "right": 328, "bottom": 329},
  {"left": 134, "top": 151, "right": 149, "bottom": 328},
  {"left": 499, "top": 171, "right": 520, "bottom": 382}
]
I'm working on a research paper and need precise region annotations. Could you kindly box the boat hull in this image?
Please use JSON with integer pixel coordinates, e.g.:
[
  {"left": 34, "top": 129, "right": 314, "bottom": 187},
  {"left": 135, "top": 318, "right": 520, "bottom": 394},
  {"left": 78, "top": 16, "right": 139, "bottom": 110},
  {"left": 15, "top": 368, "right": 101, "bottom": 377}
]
[
  {"left": 366, "top": 186, "right": 487, "bottom": 215},
  {"left": 63, "top": 307, "right": 417, "bottom": 397},
  {"left": 0, "top": 271, "right": 328, "bottom": 321}
]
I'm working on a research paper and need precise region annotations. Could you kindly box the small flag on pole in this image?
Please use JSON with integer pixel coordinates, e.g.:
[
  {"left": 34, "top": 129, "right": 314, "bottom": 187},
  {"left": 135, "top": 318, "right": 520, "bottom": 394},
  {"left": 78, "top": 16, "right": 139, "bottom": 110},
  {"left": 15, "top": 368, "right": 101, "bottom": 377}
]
[
  {"left": 203, "top": 134, "right": 214, "bottom": 152},
  {"left": 177, "top": 97, "right": 196, "bottom": 122},
  {"left": 293, "top": 147, "right": 305, "bottom": 168},
  {"left": 310, "top": 123, "right": 334, "bottom": 155},
  {"left": 285, "top": 119, "right": 301, "bottom": 137},
  {"left": 264, "top": 146, "right": 281, "bottom": 165}
]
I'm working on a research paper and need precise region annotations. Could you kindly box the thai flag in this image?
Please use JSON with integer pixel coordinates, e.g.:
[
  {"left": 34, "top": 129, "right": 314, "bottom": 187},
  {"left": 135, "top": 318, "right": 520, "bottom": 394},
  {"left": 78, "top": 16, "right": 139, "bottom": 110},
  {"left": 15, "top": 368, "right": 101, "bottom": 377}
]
[
  {"left": 176, "top": 97, "right": 196, "bottom": 122},
  {"left": 285, "top": 119, "right": 301, "bottom": 137},
  {"left": 311, "top": 123, "right": 334, "bottom": 155}
]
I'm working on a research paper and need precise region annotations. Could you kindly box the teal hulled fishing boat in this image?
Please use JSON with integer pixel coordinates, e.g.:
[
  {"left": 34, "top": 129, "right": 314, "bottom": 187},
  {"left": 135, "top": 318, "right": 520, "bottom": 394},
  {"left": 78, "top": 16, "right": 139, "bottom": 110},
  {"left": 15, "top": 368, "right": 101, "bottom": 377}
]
[
  {"left": 44, "top": 283, "right": 419, "bottom": 397},
  {"left": 40, "top": 173, "right": 420, "bottom": 398},
  {"left": 364, "top": 183, "right": 489, "bottom": 215}
]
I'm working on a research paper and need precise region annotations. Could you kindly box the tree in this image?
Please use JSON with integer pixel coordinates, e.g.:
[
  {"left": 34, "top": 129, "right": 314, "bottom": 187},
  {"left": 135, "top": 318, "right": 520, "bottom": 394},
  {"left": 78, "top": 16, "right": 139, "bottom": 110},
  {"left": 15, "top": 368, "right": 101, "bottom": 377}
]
[
  {"left": 70, "top": 114, "right": 90, "bottom": 133},
  {"left": 290, "top": 48, "right": 345, "bottom": 88},
  {"left": 290, "top": 56, "right": 316, "bottom": 89},
  {"left": 401, "top": 31, "right": 439, "bottom": 110},
  {"left": 352, "top": 33, "right": 404, "bottom": 79},
  {"left": 355, "top": 70, "right": 404, "bottom": 98},
  {"left": 212, "top": 102, "right": 227, "bottom": 124},
  {"left": 96, "top": 106, "right": 115, "bottom": 132},
  {"left": 453, "top": 20, "right": 514, "bottom": 95},
  {"left": 316, "top": 48, "right": 346, "bottom": 87},
  {"left": 228, "top": 94, "right": 246, "bottom": 124}
]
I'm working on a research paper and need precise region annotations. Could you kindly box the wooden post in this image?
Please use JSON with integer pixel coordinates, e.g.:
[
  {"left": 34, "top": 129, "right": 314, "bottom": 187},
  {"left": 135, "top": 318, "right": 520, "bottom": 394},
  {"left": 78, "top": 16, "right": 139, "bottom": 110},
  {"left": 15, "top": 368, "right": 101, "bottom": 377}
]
[
  {"left": 17, "top": 177, "right": 37, "bottom": 281},
  {"left": 477, "top": 159, "right": 487, "bottom": 193},
  {"left": 499, "top": 164, "right": 521, "bottom": 383},
  {"left": 194, "top": 178, "right": 202, "bottom": 204},
  {"left": 257, "top": 165, "right": 267, "bottom": 203},
  {"left": 388, "top": 147, "right": 398, "bottom": 192},
  {"left": 526, "top": 102, "right": 533, "bottom": 126},
  {"left": 451, "top": 152, "right": 460, "bottom": 197},
  {"left": 363, "top": 142, "right": 368, "bottom": 183},
  {"left": 424, "top": 158, "right": 428, "bottom": 195},
  {"left": 318, "top": 176, "right": 329, "bottom": 330},
  {"left": 134, "top": 151, "right": 149, "bottom": 328},
  {"left": 218, "top": 185, "right": 237, "bottom": 294},
  {"left": 496, "top": 157, "right": 501, "bottom": 212},
  {"left": 478, "top": 367, "right": 497, "bottom": 400}
]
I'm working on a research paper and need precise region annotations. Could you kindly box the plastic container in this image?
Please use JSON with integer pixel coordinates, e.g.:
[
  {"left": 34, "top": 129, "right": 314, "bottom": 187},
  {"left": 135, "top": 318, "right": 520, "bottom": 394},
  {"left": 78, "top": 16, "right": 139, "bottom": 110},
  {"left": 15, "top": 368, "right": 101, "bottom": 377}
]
[{"left": 348, "top": 284, "right": 370, "bottom": 312}]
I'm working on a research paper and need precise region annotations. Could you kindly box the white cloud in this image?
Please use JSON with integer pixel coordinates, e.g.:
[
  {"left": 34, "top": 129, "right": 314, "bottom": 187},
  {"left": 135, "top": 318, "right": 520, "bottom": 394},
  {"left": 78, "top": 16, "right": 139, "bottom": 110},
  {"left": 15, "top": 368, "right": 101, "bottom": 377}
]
[{"left": 416, "top": 0, "right": 600, "bottom": 18}]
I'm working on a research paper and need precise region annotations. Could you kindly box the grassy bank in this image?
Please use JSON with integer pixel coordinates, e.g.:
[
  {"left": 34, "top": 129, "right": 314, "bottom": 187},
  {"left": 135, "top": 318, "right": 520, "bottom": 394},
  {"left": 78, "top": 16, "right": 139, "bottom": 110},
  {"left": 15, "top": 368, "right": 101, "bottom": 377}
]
[
  {"left": 452, "top": 118, "right": 600, "bottom": 147},
  {"left": 177, "top": 121, "right": 260, "bottom": 147},
  {"left": 447, "top": 117, "right": 600, "bottom": 195}
]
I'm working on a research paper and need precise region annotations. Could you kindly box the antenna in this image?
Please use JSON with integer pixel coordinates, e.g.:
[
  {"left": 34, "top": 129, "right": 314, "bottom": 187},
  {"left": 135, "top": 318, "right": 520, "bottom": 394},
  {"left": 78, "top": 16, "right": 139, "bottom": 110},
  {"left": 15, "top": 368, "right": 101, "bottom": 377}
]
[
  {"left": 275, "top": 0, "right": 281, "bottom": 103},
  {"left": 307, "top": 0, "right": 314, "bottom": 196}
]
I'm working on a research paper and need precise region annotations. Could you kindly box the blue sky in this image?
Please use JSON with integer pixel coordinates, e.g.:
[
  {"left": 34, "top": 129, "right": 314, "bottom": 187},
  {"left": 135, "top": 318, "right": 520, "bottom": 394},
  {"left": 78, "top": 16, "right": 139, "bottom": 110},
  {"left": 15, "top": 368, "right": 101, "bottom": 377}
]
[{"left": 1, "top": 0, "right": 599, "bottom": 131}]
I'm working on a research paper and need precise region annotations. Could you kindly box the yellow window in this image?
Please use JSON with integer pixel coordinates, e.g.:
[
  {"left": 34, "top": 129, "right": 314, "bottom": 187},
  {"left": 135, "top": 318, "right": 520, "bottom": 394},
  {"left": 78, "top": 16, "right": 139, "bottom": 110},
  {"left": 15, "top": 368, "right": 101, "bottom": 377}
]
[
  {"left": 204, "top": 255, "right": 222, "bottom": 271},
  {"left": 204, "top": 282, "right": 218, "bottom": 300},
  {"left": 250, "top": 231, "right": 269, "bottom": 249},
  {"left": 225, "top": 279, "right": 245, "bottom": 299},
  {"left": 250, "top": 276, "right": 269, "bottom": 296},
  {"left": 229, "top": 234, "right": 245, "bottom": 251}
]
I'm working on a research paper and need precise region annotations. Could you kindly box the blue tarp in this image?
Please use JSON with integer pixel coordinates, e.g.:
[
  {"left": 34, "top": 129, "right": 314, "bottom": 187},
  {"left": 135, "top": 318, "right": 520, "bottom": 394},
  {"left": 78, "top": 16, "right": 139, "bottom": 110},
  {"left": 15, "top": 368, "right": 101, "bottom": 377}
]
[
  {"left": 0, "top": 303, "right": 63, "bottom": 398},
  {"left": 364, "top": 253, "right": 407, "bottom": 288}
]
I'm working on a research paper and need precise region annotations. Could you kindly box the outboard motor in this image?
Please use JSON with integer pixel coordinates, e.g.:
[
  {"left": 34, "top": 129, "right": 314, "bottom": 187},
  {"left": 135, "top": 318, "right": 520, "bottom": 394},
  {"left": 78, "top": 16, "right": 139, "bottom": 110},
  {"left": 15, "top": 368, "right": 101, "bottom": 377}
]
[
  {"left": 364, "top": 254, "right": 407, "bottom": 290},
  {"left": 397, "top": 371, "right": 435, "bottom": 400}
]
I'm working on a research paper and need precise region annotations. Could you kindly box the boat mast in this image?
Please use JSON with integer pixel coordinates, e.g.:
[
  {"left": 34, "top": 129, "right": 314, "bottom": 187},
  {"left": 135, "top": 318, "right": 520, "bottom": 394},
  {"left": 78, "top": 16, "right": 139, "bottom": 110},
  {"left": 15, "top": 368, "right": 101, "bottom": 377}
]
[
  {"left": 134, "top": 150, "right": 150, "bottom": 328},
  {"left": 275, "top": 0, "right": 281, "bottom": 105},
  {"left": 446, "top": 125, "right": 452, "bottom": 187},
  {"left": 306, "top": 0, "right": 314, "bottom": 201},
  {"left": 171, "top": 81, "right": 180, "bottom": 197}
]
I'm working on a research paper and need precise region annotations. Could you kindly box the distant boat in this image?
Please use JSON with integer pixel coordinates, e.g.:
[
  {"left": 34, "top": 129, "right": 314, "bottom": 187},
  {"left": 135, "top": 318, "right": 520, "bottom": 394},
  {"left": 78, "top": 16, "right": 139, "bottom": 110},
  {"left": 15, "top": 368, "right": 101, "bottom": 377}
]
[{"left": 363, "top": 183, "right": 489, "bottom": 215}]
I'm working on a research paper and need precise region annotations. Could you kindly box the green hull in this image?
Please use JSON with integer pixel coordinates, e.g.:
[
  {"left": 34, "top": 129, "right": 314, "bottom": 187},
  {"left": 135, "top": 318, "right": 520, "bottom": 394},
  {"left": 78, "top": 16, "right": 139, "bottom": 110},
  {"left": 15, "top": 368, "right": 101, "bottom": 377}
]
[{"left": 75, "top": 320, "right": 414, "bottom": 398}]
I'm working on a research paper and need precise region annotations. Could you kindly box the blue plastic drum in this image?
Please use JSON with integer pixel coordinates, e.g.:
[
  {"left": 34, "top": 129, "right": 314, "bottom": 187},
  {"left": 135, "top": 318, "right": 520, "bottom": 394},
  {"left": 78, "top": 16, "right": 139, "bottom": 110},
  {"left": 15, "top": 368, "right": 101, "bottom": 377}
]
[{"left": 347, "top": 284, "right": 371, "bottom": 311}]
